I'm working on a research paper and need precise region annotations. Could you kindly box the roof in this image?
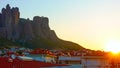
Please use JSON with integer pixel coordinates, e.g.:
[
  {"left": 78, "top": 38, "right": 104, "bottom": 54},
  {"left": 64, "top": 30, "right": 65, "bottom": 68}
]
[
  {"left": 58, "top": 56, "right": 81, "bottom": 61},
  {"left": 82, "top": 56, "right": 108, "bottom": 59}
]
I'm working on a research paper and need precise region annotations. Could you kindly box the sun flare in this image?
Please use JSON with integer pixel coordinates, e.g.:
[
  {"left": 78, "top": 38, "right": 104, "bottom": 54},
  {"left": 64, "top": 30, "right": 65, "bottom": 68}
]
[{"left": 105, "top": 39, "right": 120, "bottom": 53}]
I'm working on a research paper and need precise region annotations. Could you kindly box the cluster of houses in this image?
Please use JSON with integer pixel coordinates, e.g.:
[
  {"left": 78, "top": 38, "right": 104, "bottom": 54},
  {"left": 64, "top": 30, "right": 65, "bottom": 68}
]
[{"left": 0, "top": 47, "right": 120, "bottom": 68}]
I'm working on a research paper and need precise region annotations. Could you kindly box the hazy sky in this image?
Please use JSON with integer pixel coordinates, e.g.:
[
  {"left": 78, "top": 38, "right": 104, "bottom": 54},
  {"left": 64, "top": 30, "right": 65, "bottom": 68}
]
[{"left": 1, "top": 0, "right": 120, "bottom": 50}]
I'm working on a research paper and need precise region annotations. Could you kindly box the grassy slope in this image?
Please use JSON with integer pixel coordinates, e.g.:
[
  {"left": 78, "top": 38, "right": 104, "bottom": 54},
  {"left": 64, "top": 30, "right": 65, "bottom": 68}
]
[
  {"left": 26, "top": 37, "right": 84, "bottom": 50},
  {"left": 0, "top": 36, "right": 84, "bottom": 50},
  {"left": 0, "top": 37, "right": 22, "bottom": 49}
]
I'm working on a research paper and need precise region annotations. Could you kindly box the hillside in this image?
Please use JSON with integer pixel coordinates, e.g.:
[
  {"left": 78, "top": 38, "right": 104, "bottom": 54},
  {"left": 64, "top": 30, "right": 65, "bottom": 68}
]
[{"left": 0, "top": 4, "right": 84, "bottom": 50}]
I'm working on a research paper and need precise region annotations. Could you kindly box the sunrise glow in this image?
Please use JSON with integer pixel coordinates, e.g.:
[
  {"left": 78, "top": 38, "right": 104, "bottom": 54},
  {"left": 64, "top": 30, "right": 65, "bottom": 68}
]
[{"left": 105, "top": 39, "right": 120, "bottom": 54}]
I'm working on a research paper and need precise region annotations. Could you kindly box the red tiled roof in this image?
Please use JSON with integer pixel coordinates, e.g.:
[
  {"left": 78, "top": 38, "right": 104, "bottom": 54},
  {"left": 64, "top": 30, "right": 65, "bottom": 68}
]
[{"left": 0, "top": 57, "right": 69, "bottom": 68}]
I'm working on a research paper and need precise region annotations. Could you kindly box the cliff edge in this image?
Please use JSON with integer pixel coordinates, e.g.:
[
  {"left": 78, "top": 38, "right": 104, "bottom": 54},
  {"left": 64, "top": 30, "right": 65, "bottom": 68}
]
[{"left": 0, "top": 4, "right": 84, "bottom": 50}]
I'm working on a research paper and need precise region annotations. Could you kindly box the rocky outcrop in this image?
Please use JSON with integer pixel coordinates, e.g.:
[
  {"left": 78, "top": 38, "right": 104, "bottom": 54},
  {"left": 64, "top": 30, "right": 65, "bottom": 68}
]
[
  {"left": 0, "top": 4, "right": 20, "bottom": 40},
  {"left": 0, "top": 13, "right": 2, "bottom": 27},
  {"left": 18, "top": 16, "right": 58, "bottom": 42},
  {"left": 0, "top": 4, "right": 83, "bottom": 50},
  {"left": 0, "top": 4, "right": 59, "bottom": 41},
  {"left": 32, "top": 16, "right": 42, "bottom": 37},
  {"left": 11, "top": 7, "right": 20, "bottom": 40},
  {"left": 32, "top": 16, "right": 58, "bottom": 41}
]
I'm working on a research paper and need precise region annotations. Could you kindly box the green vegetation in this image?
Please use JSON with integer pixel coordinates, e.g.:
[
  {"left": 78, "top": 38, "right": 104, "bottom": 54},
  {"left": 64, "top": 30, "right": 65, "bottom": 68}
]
[
  {"left": 0, "top": 36, "right": 84, "bottom": 50},
  {"left": 0, "top": 37, "right": 21, "bottom": 49},
  {"left": 26, "top": 37, "right": 84, "bottom": 50}
]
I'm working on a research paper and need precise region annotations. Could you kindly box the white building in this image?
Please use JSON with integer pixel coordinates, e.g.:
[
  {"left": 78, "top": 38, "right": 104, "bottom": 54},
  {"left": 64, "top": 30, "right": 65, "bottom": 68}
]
[
  {"left": 58, "top": 56, "right": 81, "bottom": 64},
  {"left": 81, "top": 56, "right": 110, "bottom": 68},
  {"left": 57, "top": 56, "right": 114, "bottom": 68}
]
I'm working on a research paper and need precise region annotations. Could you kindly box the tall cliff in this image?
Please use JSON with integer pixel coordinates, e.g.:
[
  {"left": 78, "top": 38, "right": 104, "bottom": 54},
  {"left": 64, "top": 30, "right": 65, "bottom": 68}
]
[
  {"left": 0, "top": 4, "right": 20, "bottom": 40},
  {"left": 0, "top": 4, "right": 84, "bottom": 50}
]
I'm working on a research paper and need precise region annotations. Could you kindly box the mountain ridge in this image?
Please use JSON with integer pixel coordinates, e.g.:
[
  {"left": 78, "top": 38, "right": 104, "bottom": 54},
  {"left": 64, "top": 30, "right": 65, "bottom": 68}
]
[{"left": 0, "top": 4, "right": 84, "bottom": 50}]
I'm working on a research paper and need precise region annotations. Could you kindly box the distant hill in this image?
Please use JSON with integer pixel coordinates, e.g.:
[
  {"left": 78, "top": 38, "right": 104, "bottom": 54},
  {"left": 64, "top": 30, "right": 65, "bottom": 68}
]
[{"left": 0, "top": 4, "right": 84, "bottom": 50}]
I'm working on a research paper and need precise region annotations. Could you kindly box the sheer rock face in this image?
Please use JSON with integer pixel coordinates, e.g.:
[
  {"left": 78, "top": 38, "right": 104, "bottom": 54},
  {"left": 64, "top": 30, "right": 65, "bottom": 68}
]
[
  {"left": 0, "top": 13, "right": 2, "bottom": 27},
  {"left": 32, "top": 16, "right": 42, "bottom": 36},
  {"left": 0, "top": 4, "right": 20, "bottom": 40},
  {"left": 24, "top": 19, "right": 34, "bottom": 40},
  {"left": 18, "top": 16, "right": 59, "bottom": 41},
  {"left": 32, "top": 16, "right": 50, "bottom": 39},
  {"left": 4, "top": 4, "right": 12, "bottom": 40},
  {"left": 32, "top": 16, "right": 58, "bottom": 41},
  {"left": 0, "top": 4, "right": 83, "bottom": 50},
  {"left": 11, "top": 7, "right": 20, "bottom": 40},
  {"left": 0, "top": 4, "right": 59, "bottom": 41}
]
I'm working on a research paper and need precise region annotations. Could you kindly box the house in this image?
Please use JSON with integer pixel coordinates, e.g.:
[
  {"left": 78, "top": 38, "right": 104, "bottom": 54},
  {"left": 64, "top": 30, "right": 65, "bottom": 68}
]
[
  {"left": 81, "top": 56, "right": 110, "bottom": 68},
  {"left": 58, "top": 56, "right": 81, "bottom": 64}
]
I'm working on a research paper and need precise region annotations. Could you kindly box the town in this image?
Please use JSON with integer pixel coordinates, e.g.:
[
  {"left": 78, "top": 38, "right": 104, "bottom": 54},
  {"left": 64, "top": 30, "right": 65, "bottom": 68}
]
[{"left": 0, "top": 46, "right": 119, "bottom": 68}]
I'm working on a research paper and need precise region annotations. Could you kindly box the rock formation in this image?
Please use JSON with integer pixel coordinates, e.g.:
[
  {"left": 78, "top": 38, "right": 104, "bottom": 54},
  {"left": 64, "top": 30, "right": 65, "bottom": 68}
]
[
  {"left": 0, "top": 4, "right": 58, "bottom": 41},
  {"left": 17, "top": 18, "right": 33, "bottom": 42},
  {"left": 32, "top": 16, "right": 58, "bottom": 41},
  {"left": 0, "top": 4, "right": 20, "bottom": 40},
  {"left": 0, "top": 4, "right": 83, "bottom": 50}
]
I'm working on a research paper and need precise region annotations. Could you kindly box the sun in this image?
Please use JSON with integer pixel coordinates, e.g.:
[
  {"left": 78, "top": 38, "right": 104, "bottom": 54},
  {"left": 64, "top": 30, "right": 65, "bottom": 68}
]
[{"left": 105, "top": 39, "right": 120, "bottom": 54}]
